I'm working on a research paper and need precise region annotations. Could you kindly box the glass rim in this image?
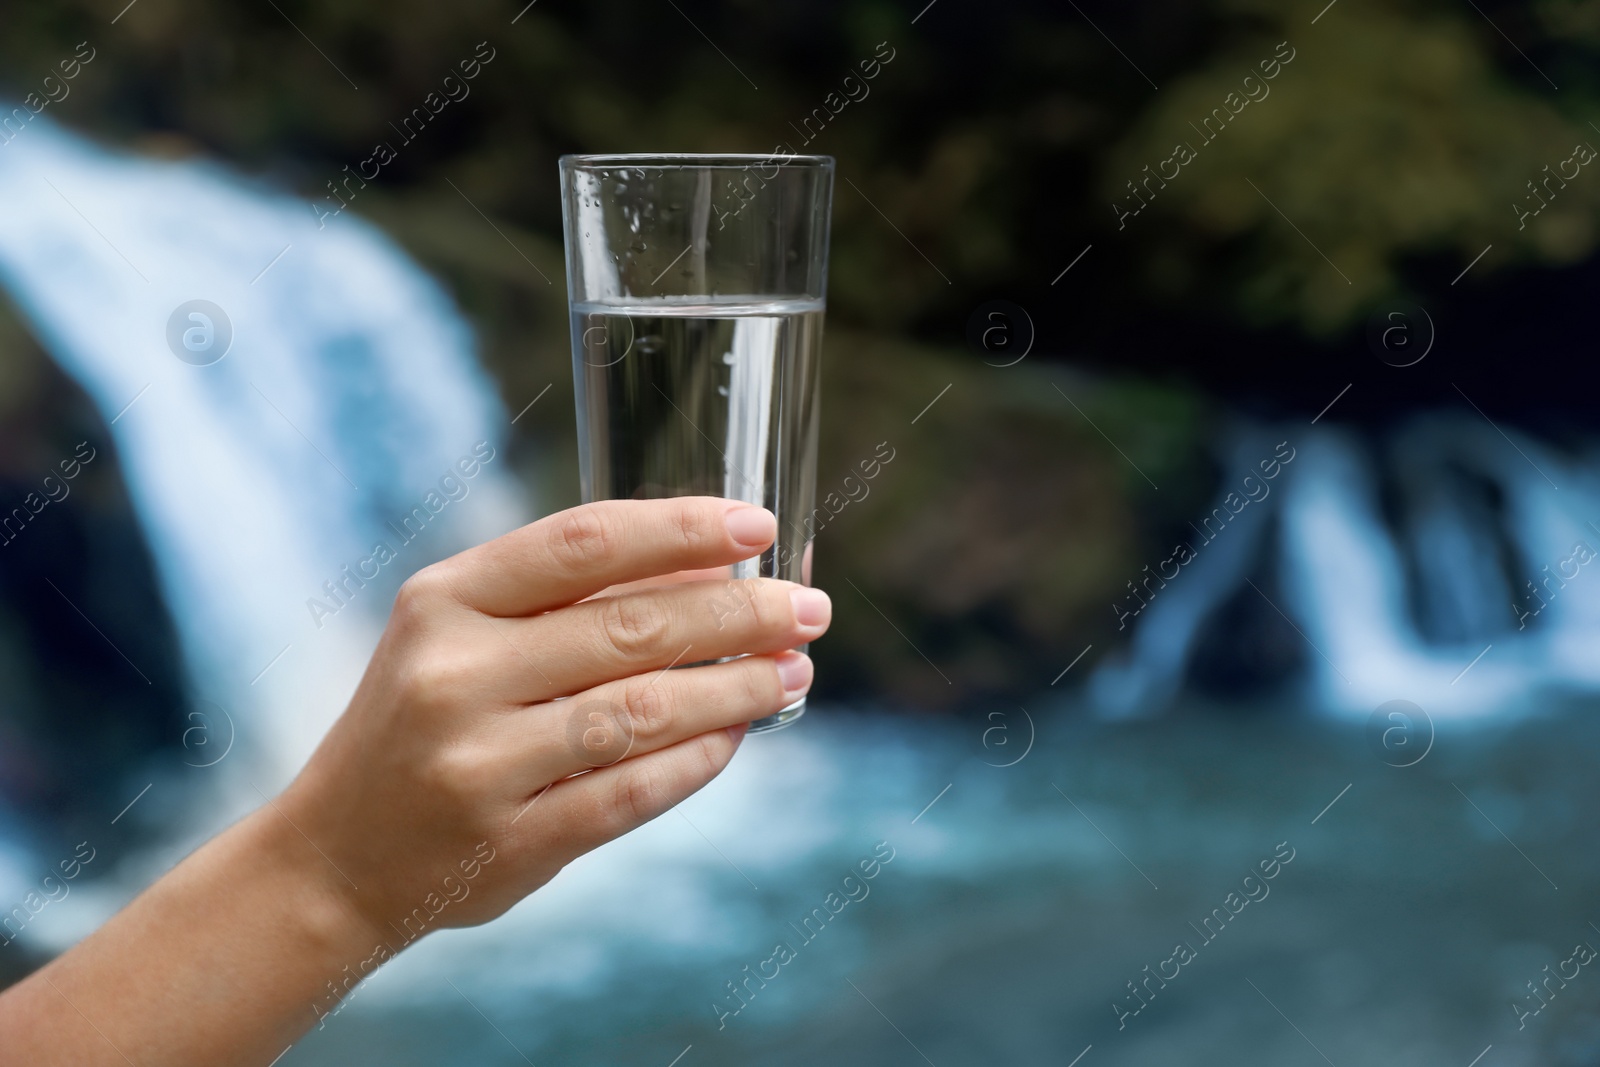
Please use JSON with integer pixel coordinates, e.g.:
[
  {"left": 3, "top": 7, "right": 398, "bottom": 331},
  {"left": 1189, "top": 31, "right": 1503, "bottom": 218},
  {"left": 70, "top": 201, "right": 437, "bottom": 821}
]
[{"left": 560, "top": 152, "right": 835, "bottom": 171}]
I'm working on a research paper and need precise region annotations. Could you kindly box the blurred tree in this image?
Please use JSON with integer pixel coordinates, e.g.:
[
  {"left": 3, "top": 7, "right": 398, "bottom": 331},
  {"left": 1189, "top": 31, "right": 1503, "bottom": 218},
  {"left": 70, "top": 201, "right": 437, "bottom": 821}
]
[
  {"left": 1103, "top": 0, "right": 1600, "bottom": 331},
  {"left": 5, "top": 0, "right": 1597, "bottom": 339}
]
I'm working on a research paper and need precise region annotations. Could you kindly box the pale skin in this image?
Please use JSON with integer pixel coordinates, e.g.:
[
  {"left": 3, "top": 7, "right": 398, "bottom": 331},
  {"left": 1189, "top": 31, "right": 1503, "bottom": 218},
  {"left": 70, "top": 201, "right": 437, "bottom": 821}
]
[{"left": 0, "top": 496, "right": 830, "bottom": 1066}]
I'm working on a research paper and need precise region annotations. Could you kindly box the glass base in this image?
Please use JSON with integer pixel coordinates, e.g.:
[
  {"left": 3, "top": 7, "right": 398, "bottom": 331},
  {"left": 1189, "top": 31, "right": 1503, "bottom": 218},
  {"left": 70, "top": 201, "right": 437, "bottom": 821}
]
[{"left": 748, "top": 696, "right": 805, "bottom": 733}]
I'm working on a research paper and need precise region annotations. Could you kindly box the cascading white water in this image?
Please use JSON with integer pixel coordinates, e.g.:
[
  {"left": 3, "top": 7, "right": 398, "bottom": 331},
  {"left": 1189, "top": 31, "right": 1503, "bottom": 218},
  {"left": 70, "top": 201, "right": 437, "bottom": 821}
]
[
  {"left": 0, "top": 114, "right": 527, "bottom": 927},
  {"left": 1093, "top": 420, "right": 1600, "bottom": 718}
]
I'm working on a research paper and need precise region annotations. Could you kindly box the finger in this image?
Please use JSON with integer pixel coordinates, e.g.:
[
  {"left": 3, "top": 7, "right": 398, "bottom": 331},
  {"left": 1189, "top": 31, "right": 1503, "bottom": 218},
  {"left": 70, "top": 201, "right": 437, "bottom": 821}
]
[
  {"left": 507, "top": 721, "right": 749, "bottom": 862},
  {"left": 498, "top": 578, "right": 830, "bottom": 701},
  {"left": 439, "top": 497, "right": 777, "bottom": 617},
  {"left": 499, "top": 650, "right": 810, "bottom": 788}
]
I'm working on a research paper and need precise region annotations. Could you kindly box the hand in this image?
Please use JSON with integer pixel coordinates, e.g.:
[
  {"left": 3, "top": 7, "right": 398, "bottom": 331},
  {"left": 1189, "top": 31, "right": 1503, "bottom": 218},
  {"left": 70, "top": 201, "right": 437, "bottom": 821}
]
[
  {"left": 0, "top": 497, "right": 830, "bottom": 1067},
  {"left": 280, "top": 496, "right": 831, "bottom": 945}
]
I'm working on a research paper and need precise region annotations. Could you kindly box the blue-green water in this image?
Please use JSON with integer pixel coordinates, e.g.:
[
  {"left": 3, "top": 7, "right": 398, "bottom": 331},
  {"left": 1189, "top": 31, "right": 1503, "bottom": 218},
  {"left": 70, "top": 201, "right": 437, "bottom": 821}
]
[{"left": 282, "top": 699, "right": 1600, "bottom": 1067}]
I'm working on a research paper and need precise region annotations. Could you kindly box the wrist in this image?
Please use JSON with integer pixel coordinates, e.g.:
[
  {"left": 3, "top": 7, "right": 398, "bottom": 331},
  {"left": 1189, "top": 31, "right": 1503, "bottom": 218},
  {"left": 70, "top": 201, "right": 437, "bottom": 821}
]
[
  {"left": 240, "top": 793, "right": 394, "bottom": 969},
  {"left": 216, "top": 802, "right": 404, "bottom": 1034}
]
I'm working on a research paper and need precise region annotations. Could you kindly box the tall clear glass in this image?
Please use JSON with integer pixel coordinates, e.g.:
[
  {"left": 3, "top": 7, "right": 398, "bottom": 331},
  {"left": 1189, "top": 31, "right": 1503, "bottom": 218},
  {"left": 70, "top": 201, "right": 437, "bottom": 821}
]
[{"left": 560, "top": 152, "right": 834, "bottom": 732}]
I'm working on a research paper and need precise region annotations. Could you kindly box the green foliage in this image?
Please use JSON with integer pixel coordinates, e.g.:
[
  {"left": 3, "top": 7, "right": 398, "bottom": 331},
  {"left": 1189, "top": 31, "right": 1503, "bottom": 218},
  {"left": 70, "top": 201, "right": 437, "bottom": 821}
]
[
  {"left": 1104, "top": 2, "right": 1600, "bottom": 330},
  {"left": 6, "top": 0, "right": 1599, "bottom": 339}
]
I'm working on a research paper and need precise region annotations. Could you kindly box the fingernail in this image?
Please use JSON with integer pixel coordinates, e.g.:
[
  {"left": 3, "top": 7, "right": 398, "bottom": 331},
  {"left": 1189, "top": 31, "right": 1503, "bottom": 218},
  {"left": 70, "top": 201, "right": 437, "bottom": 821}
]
[
  {"left": 775, "top": 651, "right": 813, "bottom": 696},
  {"left": 725, "top": 722, "right": 749, "bottom": 744},
  {"left": 790, "top": 586, "right": 831, "bottom": 628},
  {"left": 725, "top": 505, "right": 776, "bottom": 548}
]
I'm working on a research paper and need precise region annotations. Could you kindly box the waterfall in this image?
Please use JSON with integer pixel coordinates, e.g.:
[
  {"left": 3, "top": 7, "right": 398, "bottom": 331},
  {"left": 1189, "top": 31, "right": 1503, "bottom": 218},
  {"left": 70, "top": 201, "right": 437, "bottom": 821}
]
[
  {"left": 0, "top": 115, "right": 528, "bottom": 924},
  {"left": 1092, "top": 419, "right": 1600, "bottom": 718}
]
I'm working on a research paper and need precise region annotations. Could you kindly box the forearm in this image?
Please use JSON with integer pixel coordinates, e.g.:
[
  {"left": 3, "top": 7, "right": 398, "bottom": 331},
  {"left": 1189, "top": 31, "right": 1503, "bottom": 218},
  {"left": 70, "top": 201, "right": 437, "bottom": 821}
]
[{"left": 0, "top": 804, "right": 381, "bottom": 1067}]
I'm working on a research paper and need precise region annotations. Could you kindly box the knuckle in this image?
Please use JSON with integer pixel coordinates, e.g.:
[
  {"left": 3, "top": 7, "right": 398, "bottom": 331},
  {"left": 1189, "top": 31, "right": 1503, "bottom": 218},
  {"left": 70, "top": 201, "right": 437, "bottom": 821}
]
[
  {"left": 599, "top": 595, "right": 671, "bottom": 659},
  {"left": 565, "top": 698, "right": 632, "bottom": 766},
  {"left": 394, "top": 566, "right": 451, "bottom": 621},
  {"left": 710, "top": 579, "right": 768, "bottom": 632},
  {"left": 607, "top": 729, "right": 733, "bottom": 829},
  {"left": 419, "top": 746, "right": 488, "bottom": 810},
  {"left": 552, "top": 506, "right": 618, "bottom": 568},
  {"left": 694, "top": 729, "right": 732, "bottom": 780},
  {"left": 668, "top": 502, "right": 719, "bottom": 551},
  {"left": 746, "top": 580, "right": 790, "bottom": 633},
  {"left": 619, "top": 677, "right": 672, "bottom": 739},
  {"left": 403, "top": 653, "right": 474, "bottom": 712},
  {"left": 740, "top": 657, "right": 779, "bottom": 710},
  {"left": 614, "top": 761, "right": 671, "bottom": 825}
]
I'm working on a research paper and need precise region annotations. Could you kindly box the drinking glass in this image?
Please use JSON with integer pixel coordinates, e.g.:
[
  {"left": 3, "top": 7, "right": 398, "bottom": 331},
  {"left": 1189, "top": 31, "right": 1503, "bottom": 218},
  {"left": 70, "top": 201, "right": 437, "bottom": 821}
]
[{"left": 560, "top": 152, "right": 835, "bottom": 731}]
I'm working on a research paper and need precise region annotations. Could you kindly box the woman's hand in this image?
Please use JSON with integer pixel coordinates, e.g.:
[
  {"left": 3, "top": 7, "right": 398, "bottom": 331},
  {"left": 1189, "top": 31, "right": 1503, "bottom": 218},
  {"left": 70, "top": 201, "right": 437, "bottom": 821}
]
[
  {"left": 0, "top": 497, "right": 829, "bottom": 1067},
  {"left": 282, "top": 495, "right": 831, "bottom": 943}
]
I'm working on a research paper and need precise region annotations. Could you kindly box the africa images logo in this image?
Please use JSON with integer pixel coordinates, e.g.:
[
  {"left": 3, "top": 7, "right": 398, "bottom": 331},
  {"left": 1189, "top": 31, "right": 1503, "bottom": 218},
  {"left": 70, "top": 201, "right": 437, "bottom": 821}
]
[{"left": 165, "top": 299, "right": 233, "bottom": 366}]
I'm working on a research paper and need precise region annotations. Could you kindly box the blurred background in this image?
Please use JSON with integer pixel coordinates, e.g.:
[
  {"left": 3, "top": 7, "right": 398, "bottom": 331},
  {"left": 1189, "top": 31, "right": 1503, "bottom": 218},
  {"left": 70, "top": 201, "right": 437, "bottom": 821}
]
[{"left": 3, "top": 0, "right": 1600, "bottom": 1063}]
